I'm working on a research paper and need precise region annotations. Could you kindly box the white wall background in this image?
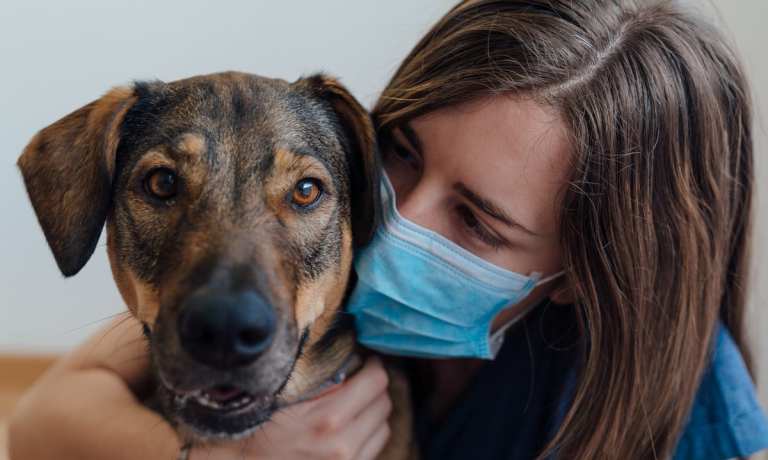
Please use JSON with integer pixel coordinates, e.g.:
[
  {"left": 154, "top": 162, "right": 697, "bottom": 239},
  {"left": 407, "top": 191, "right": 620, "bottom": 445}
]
[{"left": 0, "top": 0, "right": 766, "bottom": 408}]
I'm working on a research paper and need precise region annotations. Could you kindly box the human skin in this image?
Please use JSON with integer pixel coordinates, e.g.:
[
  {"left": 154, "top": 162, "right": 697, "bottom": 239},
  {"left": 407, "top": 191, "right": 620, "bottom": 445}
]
[{"left": 9, "top": 95, "right": 572, "bottom": 459}]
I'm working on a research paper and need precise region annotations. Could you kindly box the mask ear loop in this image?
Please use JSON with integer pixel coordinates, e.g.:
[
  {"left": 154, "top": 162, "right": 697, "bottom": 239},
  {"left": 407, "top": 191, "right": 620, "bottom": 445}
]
[
  {"left": 536, "top": 270, "right": 565, "bottom": 286},
  {"left": 487, "top": 270, "right": 566, "bottom": 358}
]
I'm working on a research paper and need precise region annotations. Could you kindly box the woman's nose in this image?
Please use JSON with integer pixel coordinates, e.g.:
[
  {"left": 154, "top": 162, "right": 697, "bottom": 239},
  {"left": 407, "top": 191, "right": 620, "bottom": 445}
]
[{"left": 393, "top": 177, "right": 451, "bottom": 237}]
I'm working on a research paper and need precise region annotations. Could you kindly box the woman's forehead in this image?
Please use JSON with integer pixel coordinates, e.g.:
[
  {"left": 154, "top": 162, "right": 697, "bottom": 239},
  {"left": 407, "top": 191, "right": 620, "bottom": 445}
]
[{"left": 409, "top": 96, "right": 571, "bottom": 235}]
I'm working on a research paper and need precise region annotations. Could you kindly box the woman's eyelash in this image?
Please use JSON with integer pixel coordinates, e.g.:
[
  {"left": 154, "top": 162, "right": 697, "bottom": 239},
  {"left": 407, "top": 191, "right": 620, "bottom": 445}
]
[
  {"left": 457, "top": 205, "right": 507, "bottom": 250},
  {"left": 390, "top": 140, "right": 420, "bottom": 165},
  {"left": 393, "top": 143, "right": 412, "bottom": 159}
]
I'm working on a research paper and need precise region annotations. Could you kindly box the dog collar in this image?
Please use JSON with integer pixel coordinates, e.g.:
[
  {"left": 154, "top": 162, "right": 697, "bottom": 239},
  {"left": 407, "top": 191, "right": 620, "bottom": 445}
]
[{"left": 285, "top": 352, "right": 364, "bottom": 404}]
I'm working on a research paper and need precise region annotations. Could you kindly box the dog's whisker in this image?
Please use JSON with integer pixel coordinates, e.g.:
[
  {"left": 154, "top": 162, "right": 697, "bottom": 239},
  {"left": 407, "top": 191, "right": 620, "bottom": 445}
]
[
  {"left": 145, "top": 417, "right": 168, "bottom": 437},
  {"left": 112, "top": 355, "right": 151, "bottom": 367},
  {"left": 254, "top": 422, "right": 279, "bottom": 451},
  {"left": 107, "top": 342, "right": 150, "bottom": 362},
  {"left": 116, "top": 335, "right": 147, "bottom": 345},
  {"left": 112, "top": 319, "right": 143, "bottom": 341},
  {"left": 62, "top": 311, "right": 132, "bottom": 335},
  {"left": 76, "top": 315, "right": 148, "bottom": 365},
  {"left": 111, "top": 337, "right": 149, "bottom": 356},
  {"left": 93, "top": 314, "right": 140, "bottom": 349}
]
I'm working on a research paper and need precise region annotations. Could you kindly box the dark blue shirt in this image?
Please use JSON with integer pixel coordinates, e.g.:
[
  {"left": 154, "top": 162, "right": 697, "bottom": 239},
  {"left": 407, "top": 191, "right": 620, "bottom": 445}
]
[{"left": 411, "top": 306, "right": 768, "bottom": 459}]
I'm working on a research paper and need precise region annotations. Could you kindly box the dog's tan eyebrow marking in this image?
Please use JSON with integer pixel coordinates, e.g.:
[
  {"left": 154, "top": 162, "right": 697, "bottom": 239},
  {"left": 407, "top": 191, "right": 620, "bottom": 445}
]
[
  {"left": 133, "top": 149, "right": 177, "bottom": 175},
  {"left": 174, "top": 132, "right": 207, "bottom": 157},
  {"left": 273, "top": 148, "right": 305, "bottom": 173},
  {"left": 275, "top": 148, "right": 335, "bottom": 180}
]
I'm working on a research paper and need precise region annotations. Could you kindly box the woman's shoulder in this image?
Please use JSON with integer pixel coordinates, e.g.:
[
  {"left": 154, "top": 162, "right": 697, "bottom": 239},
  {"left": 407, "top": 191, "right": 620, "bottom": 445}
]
[{"left": 673, "top": 323, "right": 768, "bottom": 459}]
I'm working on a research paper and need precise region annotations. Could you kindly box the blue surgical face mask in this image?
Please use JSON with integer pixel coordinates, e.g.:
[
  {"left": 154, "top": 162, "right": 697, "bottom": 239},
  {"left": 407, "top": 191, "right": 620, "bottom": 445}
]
[{"left": 346, "top": 173, "right": 563, "bottom": 360}]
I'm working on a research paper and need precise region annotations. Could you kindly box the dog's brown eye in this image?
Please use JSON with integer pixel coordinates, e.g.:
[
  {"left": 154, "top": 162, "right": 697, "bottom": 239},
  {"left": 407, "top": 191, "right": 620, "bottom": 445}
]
[
  {"left": 291, "top": 178, "right": 322, "bottom": 208},
  {"left": 145, "top": 168, "right": 178, "bottom": 200}
]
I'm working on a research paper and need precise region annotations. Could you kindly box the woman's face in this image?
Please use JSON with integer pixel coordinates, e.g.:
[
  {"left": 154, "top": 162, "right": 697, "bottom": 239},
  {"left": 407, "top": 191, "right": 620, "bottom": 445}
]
[{"left": 383, "top": 96, "right": 572, "bottom": 327}]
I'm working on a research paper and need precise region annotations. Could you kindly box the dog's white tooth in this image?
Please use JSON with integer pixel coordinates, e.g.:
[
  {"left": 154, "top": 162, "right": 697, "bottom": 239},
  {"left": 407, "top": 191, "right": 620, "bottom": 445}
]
[
  {"left": 201, "top": 394, "right": 221, "bottom": 409},
  {"left": 175, "top": 393, "right": 189, "bottom": 408}
]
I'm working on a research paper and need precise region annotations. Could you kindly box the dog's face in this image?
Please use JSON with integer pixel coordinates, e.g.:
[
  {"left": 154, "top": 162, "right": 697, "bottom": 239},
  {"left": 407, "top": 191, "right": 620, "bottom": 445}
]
[{"left": 17, "top": 72, "right": 379, "bottom": 439}]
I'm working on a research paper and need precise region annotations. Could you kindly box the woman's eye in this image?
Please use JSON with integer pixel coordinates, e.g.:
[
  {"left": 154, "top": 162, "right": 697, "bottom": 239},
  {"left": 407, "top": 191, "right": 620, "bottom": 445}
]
[
  {"left": 291, "top": 178, "right": 323, "bottom": 208},
  {"left": 393, "top": 143, "right": 415, "bottom": 161},
  {"left": 390, "top": 141, "right": 421, "bottom": 168},
  {"left": 457, "top": 205, "right": 506, "bottom": 250},
  {"left": 144, "top": 168, "right": 178, "bottom": 200}
]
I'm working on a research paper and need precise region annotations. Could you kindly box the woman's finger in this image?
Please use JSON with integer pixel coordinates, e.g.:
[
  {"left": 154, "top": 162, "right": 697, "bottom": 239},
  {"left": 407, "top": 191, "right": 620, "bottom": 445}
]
[
  {"left": 356, "top": 421, "right": 392, "bottom": 460},
  {"left": 340, "top": 389, "right": 393, "bottom": 454}
]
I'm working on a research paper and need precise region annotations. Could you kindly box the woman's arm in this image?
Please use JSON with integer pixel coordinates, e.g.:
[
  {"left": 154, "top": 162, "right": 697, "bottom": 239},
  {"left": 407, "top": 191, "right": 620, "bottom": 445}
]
[{"left": 8, "top": 316, "right": 183, "bottom": 459}]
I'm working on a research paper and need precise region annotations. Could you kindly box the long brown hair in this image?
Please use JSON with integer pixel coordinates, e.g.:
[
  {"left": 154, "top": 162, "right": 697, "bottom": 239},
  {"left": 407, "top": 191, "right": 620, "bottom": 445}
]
[{"left": 373, "top": 1, "right": 754, "bottom": 458}]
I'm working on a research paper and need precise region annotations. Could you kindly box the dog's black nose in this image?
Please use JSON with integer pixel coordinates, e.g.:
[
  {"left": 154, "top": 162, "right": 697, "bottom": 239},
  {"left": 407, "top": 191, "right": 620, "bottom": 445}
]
[{"left": 178, "top": 290, "right": 276, "bottom": 369}]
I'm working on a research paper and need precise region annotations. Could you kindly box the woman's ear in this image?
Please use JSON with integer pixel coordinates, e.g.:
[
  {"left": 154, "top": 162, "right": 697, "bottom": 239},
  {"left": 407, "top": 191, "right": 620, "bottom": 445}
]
[
  {"left": 549, "top": 279, "right": 576, "bottom": 305},
  {"left": 295, "top": 74, "right": 381, "bottom": 248},
  {"left": 17, "top": 86, "right": 137, "bottom": 277}
]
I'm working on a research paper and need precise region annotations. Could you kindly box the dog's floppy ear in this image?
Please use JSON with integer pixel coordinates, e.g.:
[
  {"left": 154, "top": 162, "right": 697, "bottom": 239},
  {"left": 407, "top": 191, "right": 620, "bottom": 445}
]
[
  {"left": 298, "top": 74, "right": 381, "bottom": 247},
  {"left": 17, "top": 86, "right": 137, "bottom": 277}
]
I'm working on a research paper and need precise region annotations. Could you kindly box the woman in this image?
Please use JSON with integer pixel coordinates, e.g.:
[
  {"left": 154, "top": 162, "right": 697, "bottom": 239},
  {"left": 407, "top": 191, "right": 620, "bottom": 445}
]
[{"left": 10, "top": 1, "right": 768, "bottom": 459}]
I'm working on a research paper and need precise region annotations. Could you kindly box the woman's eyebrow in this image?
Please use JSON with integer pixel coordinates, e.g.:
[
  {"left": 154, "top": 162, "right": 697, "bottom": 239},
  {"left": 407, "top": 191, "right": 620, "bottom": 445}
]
[{"left": 454, "top": 183, "right": 540, "bottom": 237}]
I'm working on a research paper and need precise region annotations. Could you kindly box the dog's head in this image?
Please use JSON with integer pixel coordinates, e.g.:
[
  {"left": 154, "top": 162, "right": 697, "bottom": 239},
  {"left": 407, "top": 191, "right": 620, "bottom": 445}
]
[{"left": 18, "top": 71, "right": 379, "bottom": 439}]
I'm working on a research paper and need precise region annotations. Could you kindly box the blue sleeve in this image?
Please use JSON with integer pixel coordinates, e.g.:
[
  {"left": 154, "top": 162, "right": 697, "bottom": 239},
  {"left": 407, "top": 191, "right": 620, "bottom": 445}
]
[{"left": 673, "top": 324, "right": 768, "bottom": 459}]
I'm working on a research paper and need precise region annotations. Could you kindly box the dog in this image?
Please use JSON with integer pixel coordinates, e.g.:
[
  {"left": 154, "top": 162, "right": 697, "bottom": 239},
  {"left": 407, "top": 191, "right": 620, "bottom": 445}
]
[{"left": 17, "top": 71, "right": 415, "bottom": 459}]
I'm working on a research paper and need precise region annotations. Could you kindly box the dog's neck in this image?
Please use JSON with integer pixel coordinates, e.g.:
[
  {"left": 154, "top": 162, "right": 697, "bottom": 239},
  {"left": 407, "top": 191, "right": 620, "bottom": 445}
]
[{"left": 276, "top": 321, "right": 362, "bottom": 406}]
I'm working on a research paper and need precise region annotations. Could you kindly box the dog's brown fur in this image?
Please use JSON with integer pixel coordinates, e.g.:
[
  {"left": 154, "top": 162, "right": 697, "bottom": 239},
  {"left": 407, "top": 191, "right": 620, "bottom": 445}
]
[{"left": 18, "top": 71, "right": 415, "bottom": 459}]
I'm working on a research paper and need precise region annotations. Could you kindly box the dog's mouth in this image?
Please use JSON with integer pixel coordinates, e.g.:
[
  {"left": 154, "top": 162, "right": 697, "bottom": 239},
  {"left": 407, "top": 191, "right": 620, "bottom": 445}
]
[
  {"left": 173, "top": 385, "right": 265, "bottom": 413},
  {"left": 161, "top": 381, "right": 278, "bottom": 440}
]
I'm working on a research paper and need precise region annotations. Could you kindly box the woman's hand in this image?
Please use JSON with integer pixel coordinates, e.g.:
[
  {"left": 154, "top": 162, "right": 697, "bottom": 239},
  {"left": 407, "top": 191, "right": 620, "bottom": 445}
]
[{"left": 190, "top": 356, "right": 393, "bottom": 460}]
